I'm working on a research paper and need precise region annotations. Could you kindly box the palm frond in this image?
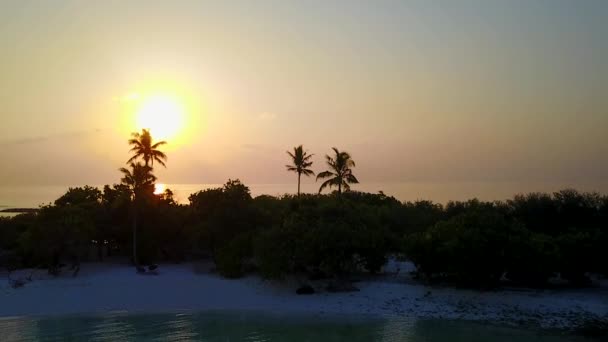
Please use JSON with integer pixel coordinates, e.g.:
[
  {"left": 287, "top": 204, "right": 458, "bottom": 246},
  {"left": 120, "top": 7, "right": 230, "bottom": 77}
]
[
  {"left": 318, "top": 178, "right": 334, "bottom": 194},
  {"left": 127, "top": 129, "right": 168, "bottom": 168},
  {"left": 316, "top": 171, "right": 335, "bottom": 180},
  {"left": 346, "top": 174, "right": 359, "bottom": 184},
  {"left": 126, "top": 154, "right": 140, "bottom": 164},
  {"left": 152, "top": 141, "right": 167, "bottom": 148},
  {"left": 153, "top": 157, "right": 166, "bottom": 167},
  {"left": 286, "top": 145, "right": 315, "bottom": 183},
  {"left": 301, "top": 168, "right": 315, "bottom": 177},
  {"left": 152, "top": 150, "right": 167, "bottom": 160},
  {"left": 118, "top": 167, "right": 131, "bottom": 176}
]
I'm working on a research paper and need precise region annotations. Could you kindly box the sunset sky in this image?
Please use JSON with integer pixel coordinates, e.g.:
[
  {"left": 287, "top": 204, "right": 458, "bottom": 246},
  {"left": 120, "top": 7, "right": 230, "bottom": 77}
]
[{"left": 1, "top": 0, "right": 607, "bottom": 190}]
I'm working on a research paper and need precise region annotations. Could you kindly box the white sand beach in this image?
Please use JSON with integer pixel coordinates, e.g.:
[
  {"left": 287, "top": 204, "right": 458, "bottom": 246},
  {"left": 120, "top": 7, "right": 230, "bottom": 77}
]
[{"left": 1, "top": 261, "right": 607, "bottom": 330}]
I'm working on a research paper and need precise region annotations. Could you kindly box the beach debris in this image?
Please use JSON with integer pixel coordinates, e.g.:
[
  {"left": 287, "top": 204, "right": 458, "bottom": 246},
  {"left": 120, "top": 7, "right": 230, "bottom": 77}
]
[
  {"left": 48, "top": 265, "right": 61, "bottom": 276},
  {"left": 69, "top": 262, "right": 80, "bottom": 277},
  {"left": 147, "top": 264, "right": 159, "bottom": 275},
  {"left": 296, "top": 285, "right": 315, "bottom": 295},
  {"left": 136, "top": 264, "right": 159, "bottom": 275},
  {"left": 7, "top": 269, "right": 32, "bottom": 289},
  {"left": 9, "top": 278, "right": 26, "bottom": 289}
]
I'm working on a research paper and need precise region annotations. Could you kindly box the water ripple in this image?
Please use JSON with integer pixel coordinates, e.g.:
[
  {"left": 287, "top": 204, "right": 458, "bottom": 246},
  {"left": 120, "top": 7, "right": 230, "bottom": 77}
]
[{"left": 0, "top": 311, "right": 589, "bottom": 342}]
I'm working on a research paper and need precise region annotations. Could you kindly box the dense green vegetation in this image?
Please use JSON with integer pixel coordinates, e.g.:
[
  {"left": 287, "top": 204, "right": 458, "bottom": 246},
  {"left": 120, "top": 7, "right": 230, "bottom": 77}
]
[
  {"left": 1, "top": 132, "right": 606, "bottom": 289},
  {"left": 1, "top": 185, "right": 606, "bottom": 288}
]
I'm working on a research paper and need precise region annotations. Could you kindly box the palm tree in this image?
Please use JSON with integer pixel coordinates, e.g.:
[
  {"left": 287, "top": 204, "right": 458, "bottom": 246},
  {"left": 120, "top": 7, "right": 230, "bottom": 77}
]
[
  {"left": 119, "top": 162, "right": 156, "bottom": 266},
  {"left": 286, "top": 145, "right": 315, "bottom": 196},
  {"left": 316, "top": 147, "right": 359, "bottom": 194},
  {"left": 127, "top": 129, "right": 167, "bottom": 167}
]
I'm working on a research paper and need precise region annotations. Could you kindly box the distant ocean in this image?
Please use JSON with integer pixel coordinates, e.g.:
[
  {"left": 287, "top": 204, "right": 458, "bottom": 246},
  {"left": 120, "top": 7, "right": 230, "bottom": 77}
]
[{"left": 1, "top": 181, "right": 607, "bottom": 212}]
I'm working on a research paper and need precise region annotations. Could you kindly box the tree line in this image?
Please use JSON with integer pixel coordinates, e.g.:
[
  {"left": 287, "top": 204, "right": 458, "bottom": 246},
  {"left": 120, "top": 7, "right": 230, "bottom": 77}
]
[{"left": 0, "top": 131, "right": 606, "bottom": 289}]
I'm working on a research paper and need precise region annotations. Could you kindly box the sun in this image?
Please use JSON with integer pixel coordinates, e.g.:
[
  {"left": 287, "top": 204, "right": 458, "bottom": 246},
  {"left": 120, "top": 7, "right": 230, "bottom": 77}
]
[
  {"left": 154, "top": 183, "right": 166, "bottom": 195},
  {"left": 135, "top": 94, "right": 185, "bottom": 141}
]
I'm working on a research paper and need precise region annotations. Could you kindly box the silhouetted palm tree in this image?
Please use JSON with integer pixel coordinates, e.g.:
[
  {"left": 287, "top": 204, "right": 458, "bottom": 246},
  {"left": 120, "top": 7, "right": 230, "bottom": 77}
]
[
  {"left": 286, "top": 145, "right": 315, "bottom": 196},
  {"left": 316, "top": 147, "right": 359, "bottom": 194},
  {"left": 119, "top": 162, "right": 156, "bottom": 266},
  {"left": 120, "top": 162, "right": 156, "bottom": 196},
  {"left": 127, "top": 129, "right": 167, "bottom": 167}
]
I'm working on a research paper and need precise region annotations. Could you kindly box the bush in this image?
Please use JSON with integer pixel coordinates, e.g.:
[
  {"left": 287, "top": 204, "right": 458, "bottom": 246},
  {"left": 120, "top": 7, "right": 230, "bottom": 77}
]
[
  {"left": 555, "top": 230, "right": 596, "bottom": 285},
  {"left": 254, "top": 193, "right": 394, "bottom": 279},
  {"left": 215, "top": 234, "right": 252, "bottom": 278},
  {"left": 505, "top": 231, "right": 559, "bottom": 286},
  {"left": 254, "top": 225, "right": 294, "bottom": 279},
  {"left": 406, "top": 207, "right": 519, "bottom": 287},
  {"left": 4, "top": 181, "right": 606, "bottom": 289},
  {"left": 19, "top": 205, "right": 95, "bottom": 270},
  {"left": 399, "top": 200, "right": 444, "bottom": 235},
  {"left": 189, "top": 179, "right": 258, "bottom": 256}
]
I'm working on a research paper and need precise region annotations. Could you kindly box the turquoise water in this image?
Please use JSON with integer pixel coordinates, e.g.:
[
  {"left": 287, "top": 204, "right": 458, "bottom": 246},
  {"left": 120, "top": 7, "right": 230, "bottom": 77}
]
[{"left": 0, "top": 311, "right": 589, "bottom": 341}]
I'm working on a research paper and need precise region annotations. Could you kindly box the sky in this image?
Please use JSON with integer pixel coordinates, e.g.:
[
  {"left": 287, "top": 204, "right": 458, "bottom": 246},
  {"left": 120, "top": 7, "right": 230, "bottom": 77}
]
[{"left": 0, "top": 0, "right": 607, "bottom": 191}]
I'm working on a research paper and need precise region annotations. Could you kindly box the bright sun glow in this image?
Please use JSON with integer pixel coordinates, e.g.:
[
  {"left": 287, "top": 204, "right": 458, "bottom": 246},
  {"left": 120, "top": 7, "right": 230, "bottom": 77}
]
[
  {"left": 154, "top": 183, "right": 166, "bottom": 195},
  {"left": 135, "top": 95, "right": 185, "bottom": 141}
]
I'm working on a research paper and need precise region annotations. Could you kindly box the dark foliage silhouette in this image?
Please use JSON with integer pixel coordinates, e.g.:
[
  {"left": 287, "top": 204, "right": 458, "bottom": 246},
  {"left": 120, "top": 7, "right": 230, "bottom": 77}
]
[
  {"left": 286, "top": 145, "right": 314, "bottom": 196},
  {"left": 316, "top": 147, "right": 359, "bottom": 194},
  {"left": 127, "top": 129, "right": 167, "bottom": 167},
  {"left": 188, "top": 179, "right": 262, "bottom": 278},
  {"left": 119, "top": 162, "right": 156, "bottom": 266},
  {"left": 2, "top": 177, "right": 607, "bottom": 289}
]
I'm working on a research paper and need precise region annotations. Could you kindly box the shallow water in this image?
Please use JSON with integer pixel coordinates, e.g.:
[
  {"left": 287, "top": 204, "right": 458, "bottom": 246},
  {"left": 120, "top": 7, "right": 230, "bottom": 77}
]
[{"left": 0, "top": 311, "right": 588, "bottom": 341}]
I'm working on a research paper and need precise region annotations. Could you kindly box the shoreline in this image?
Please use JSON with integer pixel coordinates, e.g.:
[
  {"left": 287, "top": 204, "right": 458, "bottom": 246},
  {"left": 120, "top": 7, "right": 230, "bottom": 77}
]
[{"left": 1, "top": 262, "right": 606, "bottom": 330}]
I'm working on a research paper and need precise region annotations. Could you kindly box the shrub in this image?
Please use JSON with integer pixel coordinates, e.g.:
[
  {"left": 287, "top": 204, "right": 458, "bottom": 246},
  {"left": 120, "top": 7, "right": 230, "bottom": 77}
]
[
  {"left": 505, "top": 231, "right": 559, "bottom": 286},
  {"left": 19, "top": 205, "right": 95, "bottom": 270},
  {"left": 406, "top": 207, "right": 518, "bottom": 287},
  {"left": 215, "top": 234, "right": 252, "bottom": 278}
]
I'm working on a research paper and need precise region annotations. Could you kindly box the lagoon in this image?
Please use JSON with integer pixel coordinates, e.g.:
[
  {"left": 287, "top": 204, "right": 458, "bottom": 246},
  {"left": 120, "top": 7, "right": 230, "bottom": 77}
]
[{"left": 0, "top": 311, "right": 587, "bottom": 342}]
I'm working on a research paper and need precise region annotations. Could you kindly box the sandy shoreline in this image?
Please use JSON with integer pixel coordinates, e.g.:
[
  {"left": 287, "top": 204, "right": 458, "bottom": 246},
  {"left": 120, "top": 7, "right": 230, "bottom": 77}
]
[{"left": 1, "top": 262, "right": 607, "bottom": 330}]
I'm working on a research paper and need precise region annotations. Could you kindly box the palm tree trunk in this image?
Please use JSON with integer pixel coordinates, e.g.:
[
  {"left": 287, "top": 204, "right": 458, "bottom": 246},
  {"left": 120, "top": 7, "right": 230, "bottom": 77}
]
[
  {"left": 132, "top": 204, "right": 138, "bottom": 266},
  {"left": 297, "top": 173, "right": 301, "bottom": 196},
  {"left": 338, "top": 180, "right": 342, "bottom": 194}
]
